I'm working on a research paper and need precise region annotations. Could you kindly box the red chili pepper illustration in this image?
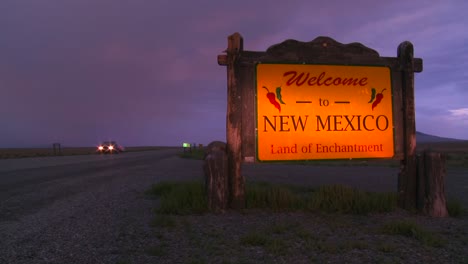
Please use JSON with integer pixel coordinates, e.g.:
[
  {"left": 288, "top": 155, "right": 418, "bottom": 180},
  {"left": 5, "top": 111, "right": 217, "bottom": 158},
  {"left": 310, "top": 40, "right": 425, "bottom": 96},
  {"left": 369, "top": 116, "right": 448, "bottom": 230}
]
[
  {"left": 263, "top": 86, "right": 281, "bottom": 112},
  {"left": 372, "top": 88, "right": 386, "bottom": 110}
]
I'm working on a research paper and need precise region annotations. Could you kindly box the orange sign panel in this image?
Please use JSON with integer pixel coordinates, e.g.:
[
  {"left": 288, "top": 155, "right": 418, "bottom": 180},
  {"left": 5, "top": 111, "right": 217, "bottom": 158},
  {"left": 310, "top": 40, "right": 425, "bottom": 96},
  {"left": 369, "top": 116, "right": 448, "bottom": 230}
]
[{"left": 256, "top": 63, "right": 394, "bottom": 161}]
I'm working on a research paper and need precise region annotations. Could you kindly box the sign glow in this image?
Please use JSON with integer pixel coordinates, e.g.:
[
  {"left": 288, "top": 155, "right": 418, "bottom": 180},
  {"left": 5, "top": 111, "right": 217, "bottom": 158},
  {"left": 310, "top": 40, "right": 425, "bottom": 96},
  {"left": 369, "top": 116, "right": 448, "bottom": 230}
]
[{"left": 256, "top": 63, "right": 394, "bottom": 161}]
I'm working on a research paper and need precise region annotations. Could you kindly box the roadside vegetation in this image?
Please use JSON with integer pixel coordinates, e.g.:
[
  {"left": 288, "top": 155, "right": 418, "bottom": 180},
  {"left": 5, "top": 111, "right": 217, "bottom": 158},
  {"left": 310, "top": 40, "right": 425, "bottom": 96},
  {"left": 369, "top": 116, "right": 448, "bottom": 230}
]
[
  {"left": 138, "top": 142, "right": 468, "bottom": 263},
  {"left": 143, "top": 180, "right": 466, "bottom": 263},
  {"left": 146, "top": 181, "right": 398, "bottom": 215},
  {"left": 446, "top": 197, "right": 465, "bottom": 217},
  {"left": 147, "top": 180, "right": 465, "bottom": 217},
  {"left": 380, "top": 219, "right": 446, "bottom": 247}
]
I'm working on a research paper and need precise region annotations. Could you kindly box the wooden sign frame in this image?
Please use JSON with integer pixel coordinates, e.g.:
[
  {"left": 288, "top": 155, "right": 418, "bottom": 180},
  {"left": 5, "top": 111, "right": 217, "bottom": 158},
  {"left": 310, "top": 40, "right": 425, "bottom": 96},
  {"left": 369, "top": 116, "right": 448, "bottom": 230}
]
[
  {"left": 218, "top": 33, "right": 421, "bottom": 162},
  {"left": 217, "top": 33, "right": 423, "bottom": 209}
]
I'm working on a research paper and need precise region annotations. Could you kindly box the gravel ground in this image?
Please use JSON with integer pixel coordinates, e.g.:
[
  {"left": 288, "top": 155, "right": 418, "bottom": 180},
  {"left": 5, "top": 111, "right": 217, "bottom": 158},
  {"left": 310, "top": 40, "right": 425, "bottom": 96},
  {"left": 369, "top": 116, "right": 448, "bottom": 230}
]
[
  {"left": 151, "top": 210, "right": 467, "bottom": 264},
  {"left": 0, "top": 153, "right": 202, "bottom": 264},
  {"left": 1, "top": 154, "right": 467, "bottom": 264},
  {"left": 145, "top": 162, "right": 468, "bottom": 264}
]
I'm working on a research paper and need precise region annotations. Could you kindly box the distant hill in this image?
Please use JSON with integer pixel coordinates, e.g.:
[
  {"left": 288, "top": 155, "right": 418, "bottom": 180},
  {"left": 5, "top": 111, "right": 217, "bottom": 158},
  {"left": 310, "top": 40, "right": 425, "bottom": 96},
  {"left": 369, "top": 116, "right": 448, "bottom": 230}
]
[{"left": 416, "top": 131, "right": 464, "bottom": 143}]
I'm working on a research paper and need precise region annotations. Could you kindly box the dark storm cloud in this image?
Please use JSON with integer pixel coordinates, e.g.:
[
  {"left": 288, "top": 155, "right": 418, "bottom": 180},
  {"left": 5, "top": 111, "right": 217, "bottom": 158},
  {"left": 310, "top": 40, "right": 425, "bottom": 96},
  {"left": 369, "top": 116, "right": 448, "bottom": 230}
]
[{"left": 1, "top": 0, "right": 467, "bottom": 147}]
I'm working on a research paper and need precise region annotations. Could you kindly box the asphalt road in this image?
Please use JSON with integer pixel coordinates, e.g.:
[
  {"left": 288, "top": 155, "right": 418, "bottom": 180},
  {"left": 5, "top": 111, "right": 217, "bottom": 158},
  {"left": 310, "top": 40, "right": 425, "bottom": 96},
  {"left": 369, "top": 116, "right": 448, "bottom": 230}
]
[
  {"left": 0, "top": 149, "right": 466, "bottom": 263},
  {"left": 0, "top": 148, "right": 200, "bottom": 221},
  {"left": 0, "top": 148, "right": 203, "bottom": 263}
]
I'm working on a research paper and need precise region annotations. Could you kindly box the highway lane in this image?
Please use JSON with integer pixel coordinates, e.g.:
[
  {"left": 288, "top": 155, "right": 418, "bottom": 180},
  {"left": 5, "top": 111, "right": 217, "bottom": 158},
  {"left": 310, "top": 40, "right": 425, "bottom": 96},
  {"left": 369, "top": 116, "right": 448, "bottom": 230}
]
[
  {"left": 0, "top": 148, "right": 176, "bottom": 173},
  {"left": 0, "top": 148, "right": 204, "bottom": 263},
  {"left": 0, "top": 148, "right": 194, "bottom": 220},
  {"left": 1, "top": 150, "right": 169, "bottom": 194}
]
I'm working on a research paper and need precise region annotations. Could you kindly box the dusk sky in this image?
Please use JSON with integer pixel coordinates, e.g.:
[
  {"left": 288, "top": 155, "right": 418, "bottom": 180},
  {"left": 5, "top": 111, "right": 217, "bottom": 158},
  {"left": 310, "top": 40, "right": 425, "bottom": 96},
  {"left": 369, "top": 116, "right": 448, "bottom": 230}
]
[{"left": 1, "top": 0, "right": 467, "bottom": 148}]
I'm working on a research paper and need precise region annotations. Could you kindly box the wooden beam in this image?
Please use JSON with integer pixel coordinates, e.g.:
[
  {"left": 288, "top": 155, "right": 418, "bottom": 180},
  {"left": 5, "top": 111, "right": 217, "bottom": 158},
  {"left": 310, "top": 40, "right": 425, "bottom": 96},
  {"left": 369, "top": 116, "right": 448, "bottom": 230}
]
[
  {"left": 225, "top": 33, "right": 245, "bottom": 209},
  {"left": 413, "top": 58, "right": 423, "bottom": 73},
  {"left": 397, "top": 41, "right": 418, "bottom": 210},
  {"left": 217, "top": 54, "right": 228, "bottom": 66}
]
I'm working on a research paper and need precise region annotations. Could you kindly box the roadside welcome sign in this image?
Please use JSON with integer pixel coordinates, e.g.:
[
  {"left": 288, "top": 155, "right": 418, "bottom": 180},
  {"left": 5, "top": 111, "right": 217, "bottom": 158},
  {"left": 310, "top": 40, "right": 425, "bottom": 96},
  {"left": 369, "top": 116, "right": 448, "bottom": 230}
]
[
  {"left": 256, "top": 63, "right": 394, "bottom": 161},
  {"left": 218, "top": 33, "right": 423, "bottom": 211}
]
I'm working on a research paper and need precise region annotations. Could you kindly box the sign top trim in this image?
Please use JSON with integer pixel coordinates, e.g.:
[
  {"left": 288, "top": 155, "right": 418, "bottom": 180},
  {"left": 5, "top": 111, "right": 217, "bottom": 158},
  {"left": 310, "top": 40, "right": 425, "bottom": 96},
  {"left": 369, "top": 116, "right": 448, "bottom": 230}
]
[{"left": 219, "top": 36, "right": 422, "bottom": 72}]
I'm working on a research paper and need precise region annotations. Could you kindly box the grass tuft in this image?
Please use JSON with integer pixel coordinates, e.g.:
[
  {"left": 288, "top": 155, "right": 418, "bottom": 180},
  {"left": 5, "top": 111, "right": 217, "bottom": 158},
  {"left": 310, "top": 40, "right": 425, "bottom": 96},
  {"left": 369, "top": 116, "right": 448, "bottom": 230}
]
[
  {"left": 447, "top": 198, "right": 465, "bottom": 218},
  {"left": 245, "top": 182, "right": 397, "bottom": 214},
  {"left": 306, "top": 184, "right": 397, "bottom": 214},
  {"left": 245, "top": 182, "right": 305, "bottom": 211},
  {"left": 381, "top": 220, "right": 445, "bottom": 247},
  {"left": 239, "top": 231, "right": 269, "bottom": 246},
  {"left": 148, "top": 181, "right": 208, "bottom": 214}
]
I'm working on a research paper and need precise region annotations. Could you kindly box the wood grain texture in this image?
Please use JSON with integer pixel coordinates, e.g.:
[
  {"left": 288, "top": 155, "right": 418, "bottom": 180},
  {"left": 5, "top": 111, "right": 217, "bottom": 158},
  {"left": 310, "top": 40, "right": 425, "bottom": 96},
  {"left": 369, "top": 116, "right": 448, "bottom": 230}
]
[
  {"left": 225, "top": 33, "right": 245, "bottom": 209},
  {"left": 266, "top": 37, "right": 380, "bottom": 60},
  {"left": 204, "top": 141, "right": 229, "bottom": 212},
  {"left": 417, "top": 151, "right": 448, "bottom": 217},
  {"left": 240, "top": 63, "right": 255, "bottom": 162},
  {"left": 397, "top": 41, "right": 418, "bottom": 210},
  {"left": 392, "top": 70, "right": 404, "bottom": 160}
]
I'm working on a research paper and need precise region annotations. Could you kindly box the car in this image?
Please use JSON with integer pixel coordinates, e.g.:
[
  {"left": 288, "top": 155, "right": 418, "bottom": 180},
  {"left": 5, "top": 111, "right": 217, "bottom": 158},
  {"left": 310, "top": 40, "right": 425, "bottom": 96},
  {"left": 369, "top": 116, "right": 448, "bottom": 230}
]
[{"left": 97, "top": 141, "right": 125, "bottom": 154}]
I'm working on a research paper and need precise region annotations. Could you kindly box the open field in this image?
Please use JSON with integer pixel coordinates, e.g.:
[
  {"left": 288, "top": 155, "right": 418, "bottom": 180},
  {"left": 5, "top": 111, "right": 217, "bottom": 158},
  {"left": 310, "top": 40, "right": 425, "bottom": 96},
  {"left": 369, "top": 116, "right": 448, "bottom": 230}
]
[
  {"left": 2, "top": 141, "right": 466, "bottom": 166},
  {"left": 417, "top": 141, "right": 468, "bottom": 152},
  {"left": 0, "top": 146, "right": 174, "bottom": 159},
  {"left": 417, "top": 141, "right": 468, "bottom": 168},
  {"left": 0, "top": 148, "right": 466, "bottom": 263},
  {"left": 180, "top": 141, "right": 468, "bottom": 168}
]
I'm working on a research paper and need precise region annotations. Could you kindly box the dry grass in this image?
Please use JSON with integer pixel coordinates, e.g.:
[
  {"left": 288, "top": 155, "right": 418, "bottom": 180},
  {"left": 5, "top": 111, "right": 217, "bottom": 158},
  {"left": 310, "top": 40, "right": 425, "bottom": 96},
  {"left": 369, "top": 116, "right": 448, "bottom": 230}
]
[{"left": 147, "top": 181, "right": 398, "bottom": 215}]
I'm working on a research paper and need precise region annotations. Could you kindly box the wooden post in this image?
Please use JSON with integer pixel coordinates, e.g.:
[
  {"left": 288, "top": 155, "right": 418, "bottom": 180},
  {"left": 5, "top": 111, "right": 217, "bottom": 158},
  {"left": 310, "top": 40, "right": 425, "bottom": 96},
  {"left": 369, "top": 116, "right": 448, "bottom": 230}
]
[
  {"left": 397, "top": 41, "right": 418, "bottom": 210},
  {"left": 416, "top": 152, "right": 425, "bottom": 211},
  {"left": 223, "top": 33, "right": 245, "bottom": 209},
  {"left": 416, "top": 151, "right": 448, "bottom": 217},
  {"left": 203, "top": 141, "right": 229, "bottom": 213},
  {"left": 52, "top": 143, "right": 62, "bottom": 156}
]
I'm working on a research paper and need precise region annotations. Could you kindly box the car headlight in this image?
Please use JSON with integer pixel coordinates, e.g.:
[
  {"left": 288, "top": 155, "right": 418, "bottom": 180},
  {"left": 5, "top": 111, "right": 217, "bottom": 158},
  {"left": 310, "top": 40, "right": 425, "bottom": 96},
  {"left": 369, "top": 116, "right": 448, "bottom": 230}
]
[
  {"left": 109, "top": 145, "right": 114, "bottom": 150},
  {"left": 98, "top": 146, "right": 103, "bottom": 150}
]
